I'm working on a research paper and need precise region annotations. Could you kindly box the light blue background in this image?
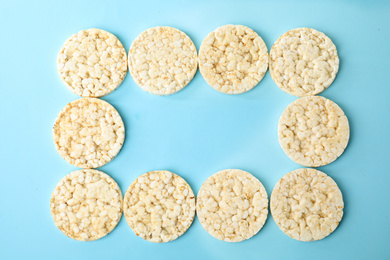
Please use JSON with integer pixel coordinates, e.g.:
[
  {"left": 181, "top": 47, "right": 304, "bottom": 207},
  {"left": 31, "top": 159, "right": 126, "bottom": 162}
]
[{"left": 0, "top": 0, "right": 389, "bottom": 259}]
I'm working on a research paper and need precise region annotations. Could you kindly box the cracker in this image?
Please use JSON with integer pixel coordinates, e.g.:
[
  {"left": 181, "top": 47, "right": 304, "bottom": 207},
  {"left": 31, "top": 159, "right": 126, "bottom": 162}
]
[
  {"left": 57, "top": 28, "right": 127, "bottom": 97},
  {"left": 50, "top": 169, "right": 123, "bottom": 241},
  {"left": 270, "top": 168, "right": 343, "bottom": 242},
  {"left": 53, "top": 98, "right": 125, "bottom": 168},
  {"left": 199, "top": 25, "right": 268, "bottom": 94},
  {"left": 269, "top": 28, "right": 339, "bottom": 97},
  {"left": 196, "top": 169, "right": 268, "bottom": 242},
  {"left": 128, "top": 26, "right": 198, "bottom": 95},
  {"left": 123, "top": 170, "right": 195, "bottom": 243},
  {"left": 278, "top": 96, "right": 349, "bottom": 167}
]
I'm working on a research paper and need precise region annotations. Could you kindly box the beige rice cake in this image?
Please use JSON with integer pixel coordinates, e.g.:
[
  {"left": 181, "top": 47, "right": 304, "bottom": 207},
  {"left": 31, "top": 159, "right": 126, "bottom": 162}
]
[
  {"left": 199, "top": 25, "right": 268, "bottom": 94},
  {"left": 269, "top": 28, "right": 339, "bottom": 97},
  {"left": 271, "top": 168, "right": 344, "bottom": 242},
  {"left": 278, "top": 96, "right": 349, "bottom": 167},
  {"left": 128, "top": 26, "right": 198, "bottom": 95},
  {"left": 53, "top": 98, "right": 125, "bottom": 168},
  {"left": 196, "top": 169, "right": 268, "bottom": 242},
  {"left": 50, "top": 169, "right": 123, "bottom": 241},
  {"left": 57, "top": 28, "right": 127, "bottom": 97},
  {"left": 123, "top": 170, "right": 196, "bottom": 243}
]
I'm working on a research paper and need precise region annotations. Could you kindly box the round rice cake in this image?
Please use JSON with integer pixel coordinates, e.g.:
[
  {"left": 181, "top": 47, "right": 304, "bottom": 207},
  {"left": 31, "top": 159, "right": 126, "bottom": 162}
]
[
  {"left": 270, "top": 168, "right": 344, "bottom": 242},
  {"left": 278, "top": 96, "right": 349, "bottom": 167},
  {"left": 199, "top": 25, "right": 268, "bottom": 94},
  {"left": 57, "top": 28, "right": 128, "bottom": 97},
  {"left": 196, "top": 169, "right": 268, "bottom": 242},
  {"left": 128, "top": 26, "right": 198, "bottom": 95},
  {"left": 53, "top": 98, "right": 125, "bottom": 168},
  {"left": 50, "top": 169, "right": 123, "bottom": 241},
  {"left": 269, "top": 28, "right": 339, "bottom": 97},
  {"left": 123, "top": 170, "right": 196, "bottom": 243}
]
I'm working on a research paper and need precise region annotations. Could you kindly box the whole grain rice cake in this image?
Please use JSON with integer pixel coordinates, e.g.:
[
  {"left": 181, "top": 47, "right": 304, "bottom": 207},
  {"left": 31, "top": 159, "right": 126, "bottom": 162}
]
[
  {"left": 278, "top": 96, "right": 349, "bottom": 167},
  {"left": 128, "top": 26, "right": 198, "bottom": 95},
  {"left": 123, "top": 170, "right": 196, "bottom": 243},
  {"left": 50, "top": 169, "right": 123, "bottom": 241},
  {"left": 57, "top": 28, "right": 127, "bottom": 97},
  {"left": 269, "top": 28, "right": 339, "bottom": 97},
  {"left": 53, "top": 98, "right": 125, "bottom": 168},
  {"left": 199, "top": 25, "right": 268, "bottom": 94},
  {"left": 196, "top": 169, "right": 268, "bottom": 242},
  {"left": 270, "top": 168, "right": 344, "bottom": 242}
]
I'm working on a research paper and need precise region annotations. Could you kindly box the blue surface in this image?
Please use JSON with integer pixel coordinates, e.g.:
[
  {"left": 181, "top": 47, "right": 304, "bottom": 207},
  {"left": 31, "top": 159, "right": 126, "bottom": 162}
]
[{"left": 0, "top": 0, "right": 389, "bottom": 259}]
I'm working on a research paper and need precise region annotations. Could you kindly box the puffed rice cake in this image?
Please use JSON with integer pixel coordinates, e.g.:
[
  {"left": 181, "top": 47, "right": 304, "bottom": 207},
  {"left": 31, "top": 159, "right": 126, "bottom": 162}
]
[
  {"left": 53, "top": 98, "right": 125, "bottom": 168},
  {"left": 270, "top": 168, "right": 344, "bottom": 242},
  {"left": 128, "top": 26, "right": 198, "bottom": 95},
  {"left": 196, "top": 169, "right": 268, "bottom": 242},
  {"left": 269, "top": 28, "right": 339, "bottom": 97},
  {"left": 278, "top": 96, "right": 349, "bottom": 167},
  {"left": 123, "top": 170, "right": 196, "bottom": 243},
  {"left": 50, "top": 169, "right": 123, "bottom": 241},
  {"left": 57, "top": 28, "right": 128, "bottom": 97},
  {"left": 199, "top": 25, "right": 268, "bottom": 94}
]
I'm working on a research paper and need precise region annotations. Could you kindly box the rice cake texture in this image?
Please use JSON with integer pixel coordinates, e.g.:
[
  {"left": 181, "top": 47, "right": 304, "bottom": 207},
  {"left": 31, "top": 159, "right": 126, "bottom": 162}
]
[
  {"left": 269, "top": 28, "right": 339, "bottom": 97},
  {"left": 53, "top": 98, "right": 125, "bottom": 168},
  {"left": 199, "top": 25, "right": 268, "bottom": 94},
  {"left": 270, "top": 168, "right": 343, "bottom": 242},
  {"left": 57, "top": 28, "right": 127, "bottom": 97},
  {"left": 50, "top": 169, "right": 123, "bottom": 241},
  {"left": 196, "top": 169, "right": 268, "bottom": 242},
  {"left": 123, "top": 170, "right": 196, "bottom": 243},
  {"left": 128, "top": 26, "right": 198, "bottom": 95},
  {"left": 278, "top": 96, "right": 349, "bottom": 167}
]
